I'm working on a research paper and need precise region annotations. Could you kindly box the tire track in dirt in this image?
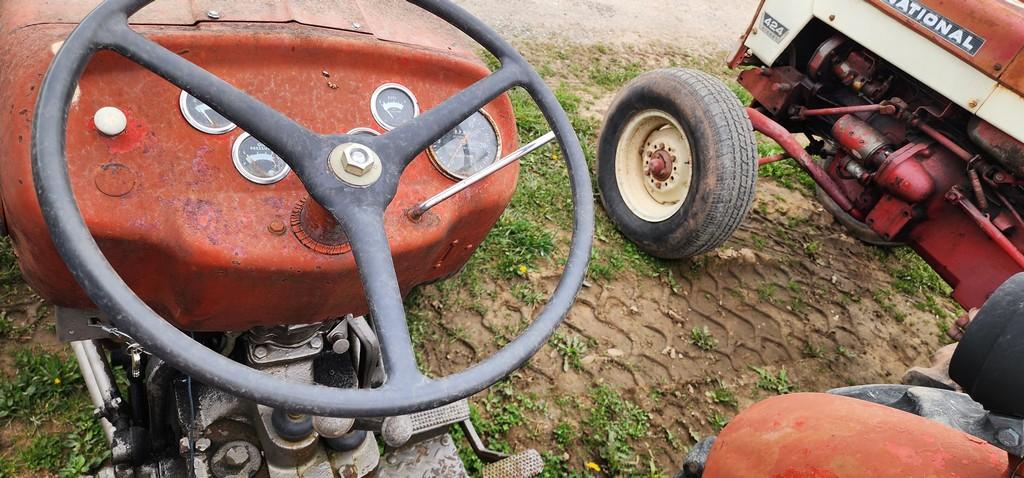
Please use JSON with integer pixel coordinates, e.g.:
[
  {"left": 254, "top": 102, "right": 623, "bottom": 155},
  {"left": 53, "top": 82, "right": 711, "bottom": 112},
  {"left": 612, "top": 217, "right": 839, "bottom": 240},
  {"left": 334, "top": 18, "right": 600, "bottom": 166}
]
[{"left": 417, "top": 182, "right": 953, "bottom": 472}]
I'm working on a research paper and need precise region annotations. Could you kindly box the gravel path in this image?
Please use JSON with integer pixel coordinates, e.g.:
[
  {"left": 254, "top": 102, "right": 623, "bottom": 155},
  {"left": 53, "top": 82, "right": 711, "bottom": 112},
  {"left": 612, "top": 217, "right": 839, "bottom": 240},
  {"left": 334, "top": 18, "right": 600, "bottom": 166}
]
[{"left": 454, "top": 0, "right": 759, "bottom": 52}]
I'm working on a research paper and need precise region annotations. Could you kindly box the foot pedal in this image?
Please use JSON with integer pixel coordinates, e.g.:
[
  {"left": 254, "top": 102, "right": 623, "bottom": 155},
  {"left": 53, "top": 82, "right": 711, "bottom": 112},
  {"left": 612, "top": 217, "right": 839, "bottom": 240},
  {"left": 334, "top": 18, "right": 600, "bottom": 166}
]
[
  {"left": 482, "top": 449, "right": 543, "bottom": 478},
  {"left": 409, "top": 399, "right": 470, "bottom": 436}
]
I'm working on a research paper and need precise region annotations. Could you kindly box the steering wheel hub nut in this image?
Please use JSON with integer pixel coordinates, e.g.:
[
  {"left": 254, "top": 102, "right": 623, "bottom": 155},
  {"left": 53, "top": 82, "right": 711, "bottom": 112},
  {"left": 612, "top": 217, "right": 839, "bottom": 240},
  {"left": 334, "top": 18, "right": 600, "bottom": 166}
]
[{"left": 330, "top": 143, "right": 383, "bottom": 187}]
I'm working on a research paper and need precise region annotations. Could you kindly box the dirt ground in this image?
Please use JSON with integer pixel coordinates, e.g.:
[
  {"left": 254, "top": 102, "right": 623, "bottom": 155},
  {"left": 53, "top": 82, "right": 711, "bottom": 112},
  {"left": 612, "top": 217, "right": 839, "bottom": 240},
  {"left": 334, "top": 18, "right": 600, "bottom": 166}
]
[
  {"left": 416, "top": 179, "right": 952, "bottom": 474},
  {"left": 455, "top": 0, "right": 759, "bottom": 50}
]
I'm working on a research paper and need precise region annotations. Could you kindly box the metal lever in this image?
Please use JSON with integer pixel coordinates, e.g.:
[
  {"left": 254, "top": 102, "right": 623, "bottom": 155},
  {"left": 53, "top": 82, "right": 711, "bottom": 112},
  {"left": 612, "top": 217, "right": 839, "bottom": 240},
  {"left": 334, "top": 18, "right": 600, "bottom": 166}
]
[{"left": 409, "top": 131, "right": 557, "bottom": 219}]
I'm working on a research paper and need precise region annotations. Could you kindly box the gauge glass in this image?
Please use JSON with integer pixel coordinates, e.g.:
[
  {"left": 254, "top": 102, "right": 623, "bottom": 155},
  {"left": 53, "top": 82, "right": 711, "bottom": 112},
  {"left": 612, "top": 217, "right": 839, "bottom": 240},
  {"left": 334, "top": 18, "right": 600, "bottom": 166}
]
[
  {"left": 179, "top": 91, "right": 236, "bottom": 134},
  {"left": 232, "top": 133, "right": 290, "bottom": 185},
  {"left": 371, "top": 84, "right": 419, "bottom": 130},
  {"left": 429, "top": 111, "right": 501, "bottom": 179}
]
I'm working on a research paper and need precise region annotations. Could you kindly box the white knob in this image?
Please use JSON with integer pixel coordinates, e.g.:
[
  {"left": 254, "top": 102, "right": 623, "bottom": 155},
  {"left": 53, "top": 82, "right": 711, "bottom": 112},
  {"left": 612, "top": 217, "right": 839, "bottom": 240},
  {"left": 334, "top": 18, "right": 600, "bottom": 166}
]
[{"left": 94, "top": 107, "right": 127, "bottom": 136}]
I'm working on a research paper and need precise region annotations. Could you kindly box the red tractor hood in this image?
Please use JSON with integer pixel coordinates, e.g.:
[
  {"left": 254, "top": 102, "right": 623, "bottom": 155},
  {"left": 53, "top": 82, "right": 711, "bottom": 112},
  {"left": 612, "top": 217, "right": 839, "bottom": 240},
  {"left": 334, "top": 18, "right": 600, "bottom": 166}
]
[{"left": 0, "top": 0, "right": 470, "bottom": 56}]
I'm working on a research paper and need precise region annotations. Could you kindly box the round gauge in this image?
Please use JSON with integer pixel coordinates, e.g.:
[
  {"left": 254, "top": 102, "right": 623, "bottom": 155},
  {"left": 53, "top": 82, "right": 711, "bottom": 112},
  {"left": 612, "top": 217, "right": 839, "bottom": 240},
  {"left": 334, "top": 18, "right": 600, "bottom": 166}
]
[
  {"left": 428, "top": 111, "right": 501, "bottom": 179},
  {"left": 232, "top": 133, "right": 290, "bottom": 185},
  {"left": 179, "top": 91, "right": 236, "bottom": 135},
  {"left": 371, "top": 84, "right": 419, "bottom": 131},
  {"left": 347, "top": 127, "right": 381, "bottom": 137}
]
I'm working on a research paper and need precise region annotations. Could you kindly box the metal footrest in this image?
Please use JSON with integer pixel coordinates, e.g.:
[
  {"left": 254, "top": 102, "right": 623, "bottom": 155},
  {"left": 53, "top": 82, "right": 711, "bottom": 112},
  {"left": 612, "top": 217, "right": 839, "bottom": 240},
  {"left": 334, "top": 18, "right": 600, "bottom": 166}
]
[
  {"left": 375, "top": 434, "right": 469, "bottom": 477},
  {"left": 409, "top": 399, "right": 470, "bottom": 436},
  {"left": 482, "top": 449, "right": 544, "bottom": 478}
]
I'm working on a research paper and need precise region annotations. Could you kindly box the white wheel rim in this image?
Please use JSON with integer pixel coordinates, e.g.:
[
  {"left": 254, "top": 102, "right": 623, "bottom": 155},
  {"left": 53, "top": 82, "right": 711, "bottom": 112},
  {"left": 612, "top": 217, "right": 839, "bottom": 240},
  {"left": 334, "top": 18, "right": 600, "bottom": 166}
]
[{"left": 614, "top": 110, "right": 694, "bottom": 222}]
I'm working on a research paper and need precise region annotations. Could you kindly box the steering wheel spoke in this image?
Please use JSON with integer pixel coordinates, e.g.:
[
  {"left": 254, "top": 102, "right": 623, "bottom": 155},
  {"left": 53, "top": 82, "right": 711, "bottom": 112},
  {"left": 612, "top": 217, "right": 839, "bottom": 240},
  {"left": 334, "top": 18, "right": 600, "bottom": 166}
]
[
  {"left": 338, "top": 210, "right": 424, "bottom": 387},
  {"left": 102, "top": 24, "right": 325, "bottom": 171},
  {"left": 375, "top": 65, "right": 522, "bottom": 168}
]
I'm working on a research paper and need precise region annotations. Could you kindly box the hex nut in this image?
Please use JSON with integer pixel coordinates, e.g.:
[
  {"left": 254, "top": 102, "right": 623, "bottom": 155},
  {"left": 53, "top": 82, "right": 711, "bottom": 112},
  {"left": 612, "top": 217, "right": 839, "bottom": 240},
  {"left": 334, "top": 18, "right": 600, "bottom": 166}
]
[
  {"left": 329, "top": 143, "right": 382, "bottom": 187},
  {"left": 343, "top": 147, "right": 375, "bottom": 176},
  {"left": 222, "top": 445, "right": 249, "bottom": 467}
]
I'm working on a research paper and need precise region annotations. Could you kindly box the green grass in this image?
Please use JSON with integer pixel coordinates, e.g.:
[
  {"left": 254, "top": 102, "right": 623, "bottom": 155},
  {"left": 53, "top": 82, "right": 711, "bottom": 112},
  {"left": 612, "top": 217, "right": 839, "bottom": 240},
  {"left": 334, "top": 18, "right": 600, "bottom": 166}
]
[
  {"left": 706, "top": 412, "right": 730, "bottom": 431},
  {"left": 757, "top": 141, "right": 815, "bottom": 193},
  {"left": 689, "top": 326, "right": 718, "bottom": 352},
  {"left": 589, "top": 60, "right": 645, "bottom": 89},
  {"left": 880, "top": 247, "right": 953, "bottom": 298},
  {"left": 707, "top": 384, "right": 737, "bottom": 407},
  {"left": 0, "top": 348, "right": 109, "bottom": 477},
  {"left": 751, "top": 366, "right": 792, "bottom": 395},
  {"left": 550, "top": 333, "right": 590, "bottom": 372},
  {"left": 553, "top": 422, "right": 577, "bottom": 449},
  {"left": 802, "top": 342, "right": 825, "bottom": 359},
  {"left": 581, "top": 385, "right": 652, "bottom": 476}
]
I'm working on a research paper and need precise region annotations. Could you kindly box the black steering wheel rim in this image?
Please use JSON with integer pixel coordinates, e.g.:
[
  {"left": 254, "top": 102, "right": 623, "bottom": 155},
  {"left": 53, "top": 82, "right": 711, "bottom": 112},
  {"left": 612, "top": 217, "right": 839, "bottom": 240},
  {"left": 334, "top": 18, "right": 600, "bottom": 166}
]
[{"left": 32, "top": 0, "right": 593, "bottom": 417}]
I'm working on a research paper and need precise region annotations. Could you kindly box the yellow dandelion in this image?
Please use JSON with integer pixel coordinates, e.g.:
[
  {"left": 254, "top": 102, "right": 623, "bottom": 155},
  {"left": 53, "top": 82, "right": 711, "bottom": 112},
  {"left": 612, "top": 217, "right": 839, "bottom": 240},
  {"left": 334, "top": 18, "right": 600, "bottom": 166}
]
[
  {"left": 517, "top": 265, "right": 528, "bottom": 275},
  {"left": 53, "top": 377, "right": 61, "bottom": 385},
  {"left": 585, "top": 462, "right": 601, "bottom": 472}
]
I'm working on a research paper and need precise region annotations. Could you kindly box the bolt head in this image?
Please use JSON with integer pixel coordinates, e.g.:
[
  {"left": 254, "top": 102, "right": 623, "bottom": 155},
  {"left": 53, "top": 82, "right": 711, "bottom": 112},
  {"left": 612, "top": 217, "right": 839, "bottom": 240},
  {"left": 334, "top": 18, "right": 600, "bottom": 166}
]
[
  {"left": 222, "top": 445, "right": 250, "bottom": 467},
  {"left": 253, "top": 345, "right": 269, "bottom": 359},
  {"left": 343, "top": 146, "right": 376, "bottom": 176},
  {"left": 194, "top": 438, "right": 212, "bottom": 453},
  {"left": 206, "top": 10, "right": 221, "bottom": 19}
]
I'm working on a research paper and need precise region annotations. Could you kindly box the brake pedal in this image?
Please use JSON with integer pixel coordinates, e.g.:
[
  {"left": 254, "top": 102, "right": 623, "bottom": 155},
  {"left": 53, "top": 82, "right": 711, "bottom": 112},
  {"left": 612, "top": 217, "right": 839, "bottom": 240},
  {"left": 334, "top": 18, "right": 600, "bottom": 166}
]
[
  {"left": 409, "top": 398, "right": 470, "bottom": 436},
  {"left": 482, "top": 449, "right": 544, "bottom": 478}
]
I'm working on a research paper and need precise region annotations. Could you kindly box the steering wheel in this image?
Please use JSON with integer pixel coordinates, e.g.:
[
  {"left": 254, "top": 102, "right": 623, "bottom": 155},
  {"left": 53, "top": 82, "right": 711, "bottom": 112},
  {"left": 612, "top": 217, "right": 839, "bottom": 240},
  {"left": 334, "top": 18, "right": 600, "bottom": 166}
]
[{"left": 32, "top": 0, "right": 593, "bottom": 417}]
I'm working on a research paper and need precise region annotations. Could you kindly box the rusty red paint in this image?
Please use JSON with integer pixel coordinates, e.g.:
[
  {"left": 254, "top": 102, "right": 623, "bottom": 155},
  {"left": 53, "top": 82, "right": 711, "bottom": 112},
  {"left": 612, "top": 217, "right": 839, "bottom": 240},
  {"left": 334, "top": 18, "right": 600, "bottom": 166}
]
[
  {"left": 704, "top": 393, "right": 1011, "bottom": 478},
  {"left": 874, "top": 143, "right": 935, "bottom": 204},
  {"left": 758, "top": 153, "right": 788, "bottom": 167},
  {"left": 865, "top": 194, "right": 915, "bottom": 241},
  {"left": 948, "top": 187, "right": 1024, "bottom": 269},
  {"left": 738, "top": 67, "right": 806, "bottom": 116},
  {"left": 291, "top": 197, "right": 352, "bottom": 256},
  {"left": 798, "top": 104, "right": 896, "bottom": 118},
  {"left": 0, "top": 20, "right": 519, "bottom": 331},
  {"left": 647, "top": 150, "right": 674, "bottom": 182},
  {"left": 747, "top": 108, "right": 862, "bottom": 219},
  {"left": 94, "top": 163, "right": 137, "bottom": 198},
  {"left": 832, "top": 114, "right": 892, "bottom": 166},
  {"left": 912, "top": 119, "right": 974, "bottom": 162}
]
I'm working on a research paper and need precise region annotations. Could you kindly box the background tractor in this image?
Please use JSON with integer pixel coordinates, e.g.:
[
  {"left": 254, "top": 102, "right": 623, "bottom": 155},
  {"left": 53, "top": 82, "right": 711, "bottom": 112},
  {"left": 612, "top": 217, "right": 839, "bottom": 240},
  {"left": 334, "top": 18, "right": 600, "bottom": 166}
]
[
  {"left": 595, "top": 0, "right": 1024, "bottom": 476},
  {"left": 599, "top": 0, "right": 1024, "bottom": 315}
]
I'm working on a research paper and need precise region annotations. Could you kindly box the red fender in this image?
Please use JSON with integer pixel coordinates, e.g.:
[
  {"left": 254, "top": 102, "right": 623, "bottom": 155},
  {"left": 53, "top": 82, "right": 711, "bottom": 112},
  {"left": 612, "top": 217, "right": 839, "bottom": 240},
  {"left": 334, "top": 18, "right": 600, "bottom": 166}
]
[{"left": 704, "top": 393, "right": 1011, "bottom": 478}]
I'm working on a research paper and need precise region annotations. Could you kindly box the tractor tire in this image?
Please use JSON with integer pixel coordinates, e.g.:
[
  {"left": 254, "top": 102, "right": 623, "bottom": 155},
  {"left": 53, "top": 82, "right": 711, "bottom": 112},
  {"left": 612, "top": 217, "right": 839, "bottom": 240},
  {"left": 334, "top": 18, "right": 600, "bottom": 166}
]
[{"left": 597, "top": 68, "right": 757, "bottom": 260}]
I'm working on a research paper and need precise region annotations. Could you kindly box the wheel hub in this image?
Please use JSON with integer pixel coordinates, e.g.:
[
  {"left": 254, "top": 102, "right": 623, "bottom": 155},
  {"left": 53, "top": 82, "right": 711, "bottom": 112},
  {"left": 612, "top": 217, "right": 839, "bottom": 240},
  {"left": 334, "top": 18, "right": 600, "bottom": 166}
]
[{"left": 646, "top": 149, "right": 675, "bottom": 182}]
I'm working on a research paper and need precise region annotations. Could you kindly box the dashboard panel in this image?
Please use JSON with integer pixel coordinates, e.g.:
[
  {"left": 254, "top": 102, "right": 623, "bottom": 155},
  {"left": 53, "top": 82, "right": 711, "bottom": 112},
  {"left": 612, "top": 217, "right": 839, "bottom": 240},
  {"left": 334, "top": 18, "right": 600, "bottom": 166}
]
[{"left": 0, "top": 22, "right": 519, "bottom": 331}]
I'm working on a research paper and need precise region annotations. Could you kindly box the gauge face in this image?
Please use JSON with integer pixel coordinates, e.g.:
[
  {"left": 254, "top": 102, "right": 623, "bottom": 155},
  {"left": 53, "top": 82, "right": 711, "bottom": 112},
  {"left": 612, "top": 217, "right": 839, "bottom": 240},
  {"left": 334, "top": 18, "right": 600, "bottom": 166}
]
[
  {"left": 179, "top": 91, "right": 236, "bottom": 134},
  {"left": 232, "top": 133, "right": 290, "bottom": 185},
  {"left": 429, "top": 111, "right": 501, "bottom": 179},
  {"left": 371, "top": 84, "right": 419, "bottom": 131}
]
